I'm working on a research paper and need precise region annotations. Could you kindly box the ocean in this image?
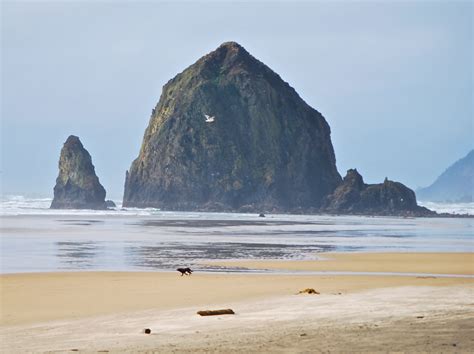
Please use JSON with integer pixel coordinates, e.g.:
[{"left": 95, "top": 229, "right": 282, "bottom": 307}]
[{"left": 0, "top": 196, "right": 473, "bottom": 274}]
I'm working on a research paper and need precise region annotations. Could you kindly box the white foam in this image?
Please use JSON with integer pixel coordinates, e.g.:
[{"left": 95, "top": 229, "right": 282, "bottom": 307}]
[
  {"left": 0, "top": 195, "right": 162, "bottom": 216},
  {"left": 418, "top": 201, "right": 474, "bottom": 215}
]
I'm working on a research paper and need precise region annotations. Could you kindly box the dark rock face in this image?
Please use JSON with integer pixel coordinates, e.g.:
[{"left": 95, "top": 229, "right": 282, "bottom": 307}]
[
  {"left": 105, "top": 200, "right": 117, "bottom": 208},
  {"left": 51, "top": 136, "right": 107, "bottom": 209},
  {"left": 417, "top": 150, "right": 473, "bottom": 203},
  {"left": 123, "top": 42, "right": 341, "bottom": 211},
  {"left": 323, "top": 169, "right": 434, "bottom": 216}
]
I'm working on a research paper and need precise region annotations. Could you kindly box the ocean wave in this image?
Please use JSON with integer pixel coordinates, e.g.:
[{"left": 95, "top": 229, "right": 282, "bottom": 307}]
[
  {"left": 418, "top": 201, "right": 474, "bottom": 215},
  {"left": 0, "top": 195, "right": 160, "bottom": 216},
  {"left": 2, "top": 195, "right": 473, "bottom": 216},
  {"left": 0, "top": 195, "right": 255, "bottom": 218}
]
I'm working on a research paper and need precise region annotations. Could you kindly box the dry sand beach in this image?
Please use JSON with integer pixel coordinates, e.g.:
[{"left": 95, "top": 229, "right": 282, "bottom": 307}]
[
  {"left": 1, "top": 252, "right": 473, "bottom": 353},
  {"left": 3, "top": 1, "right": 473, "bottom": 352}
]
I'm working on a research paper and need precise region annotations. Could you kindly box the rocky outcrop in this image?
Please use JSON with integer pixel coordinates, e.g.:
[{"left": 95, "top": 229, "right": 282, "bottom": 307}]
[
  {"left": 122, "top": 41, "right": 437, "bottom": 216},
  {"left": 417, "top": 150, "right": 473, "bottom": 202},
  {"left": 123, "top": 41, "right": 341, "bottom": 211},
  {"left": 322, "top": 169, "right": 434, "bottom": 216},
  {"left": 51, "top": 135, "right": 107, "bottom": 209},
  {"left": 105, "top": 200, "right": 117, "bottom": 208}
]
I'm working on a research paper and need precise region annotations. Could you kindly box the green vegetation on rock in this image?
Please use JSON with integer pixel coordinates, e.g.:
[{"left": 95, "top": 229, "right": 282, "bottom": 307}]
[
  {"left": 123, "top": 42, "right": 435, "bottom": 216},
  {"left": 123, "top": 42, "right": 342, "bottom": 212}
]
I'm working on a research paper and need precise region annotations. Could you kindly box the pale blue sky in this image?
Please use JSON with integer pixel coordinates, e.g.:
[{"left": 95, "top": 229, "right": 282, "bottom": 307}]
[{"left": 1, "top": 0, "right": 472, "bottom": 199}]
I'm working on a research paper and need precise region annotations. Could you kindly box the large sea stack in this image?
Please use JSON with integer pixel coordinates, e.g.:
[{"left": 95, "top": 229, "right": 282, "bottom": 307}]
[
  {"left": 123, "top": 42, "right": 342, "bottom": 211},
  {"left": 51, "top": 135, "right": 107, "bottom": 209}
]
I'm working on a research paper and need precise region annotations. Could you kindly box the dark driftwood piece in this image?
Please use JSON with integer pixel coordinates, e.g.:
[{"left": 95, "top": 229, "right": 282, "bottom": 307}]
[
  {"left": 297, "top": 288, "right": 320, "bottom": 295},
  {"left": 197, "top": 309, "right": 235, "bottom": 316}
]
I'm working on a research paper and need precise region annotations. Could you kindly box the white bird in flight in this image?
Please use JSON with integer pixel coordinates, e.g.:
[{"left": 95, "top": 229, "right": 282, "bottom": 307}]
[{"left": 204, "top": 114, "right": 215, "bottom": 123}]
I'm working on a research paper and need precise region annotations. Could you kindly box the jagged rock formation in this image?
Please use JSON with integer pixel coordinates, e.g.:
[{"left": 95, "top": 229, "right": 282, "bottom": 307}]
[
  {"left": 123, "top": 41, "right": 437, "bottom": 216},
  {"left": 417, "top": 150, "right": 474, "bottom": 202},
  {"left": 105, "top": 200, "right": 117, "bottom": 208},
  {"left": 50, "top": 135, "right": 107, "bottom": 209},
  {"left": 322, "top": 169, "right": 434, "bottom": 216},
  {"left": 123, "top": 42, "right": 342, "bottom": 211}
]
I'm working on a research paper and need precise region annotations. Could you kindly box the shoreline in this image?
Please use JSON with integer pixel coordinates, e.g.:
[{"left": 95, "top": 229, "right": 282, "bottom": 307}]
[
  {"left": 1, "top": 209, "right": 473, "bottom": 218},
  {"left": 206, "top": 252, "right": 474, "bottom": 275},
  {"left": 1, "top": 252, "right": 472, "bottom": 327},
  {"left": 1, "top": 252, "right": 473, "bottom": 352}
]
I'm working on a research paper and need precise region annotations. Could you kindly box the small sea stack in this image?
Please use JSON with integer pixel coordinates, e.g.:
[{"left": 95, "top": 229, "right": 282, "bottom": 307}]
[
  {"left": 50, "top": 135, "right": 107, "bottom": 209},
  {"left": 322, "top": 169, "right": 434, "bottom": 216}
]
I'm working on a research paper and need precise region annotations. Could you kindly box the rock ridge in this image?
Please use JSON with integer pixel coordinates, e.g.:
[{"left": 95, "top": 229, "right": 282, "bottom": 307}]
[
  {"left": 417, "top": 150, "right": 474, "bottom": 203},
  {"left": 322, "top": 169, "right": 434, "bottom": 216}
]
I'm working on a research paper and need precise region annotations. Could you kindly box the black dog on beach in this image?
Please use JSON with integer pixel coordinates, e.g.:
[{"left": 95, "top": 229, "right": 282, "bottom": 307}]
[{"left": 177, "top": 267, "right": 193, "bottom": 276}]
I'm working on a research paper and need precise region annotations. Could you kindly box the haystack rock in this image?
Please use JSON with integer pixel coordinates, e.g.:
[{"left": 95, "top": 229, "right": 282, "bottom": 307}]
[
  {"left": 50, "top": 135, "right": 107, "bottom": 209},
  {"left": 123, "top": 42, "right": 342, "bottom": 211},
  {"left": 323, "top": 169, "right": 434, "bottom": 216}
]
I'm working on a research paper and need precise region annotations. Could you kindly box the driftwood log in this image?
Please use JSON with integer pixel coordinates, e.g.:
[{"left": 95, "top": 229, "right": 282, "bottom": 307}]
[{"left": 197, "top": 309, "right": 235, "bottom": 316}]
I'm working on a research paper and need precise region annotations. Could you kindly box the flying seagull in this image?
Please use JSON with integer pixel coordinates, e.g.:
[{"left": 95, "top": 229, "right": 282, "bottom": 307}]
[{"left": 204, "top": 114, "right": 215, "bottom": 123}]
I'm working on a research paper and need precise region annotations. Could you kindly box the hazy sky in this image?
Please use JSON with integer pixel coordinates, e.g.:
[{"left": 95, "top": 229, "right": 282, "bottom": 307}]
[{"left": 1, "top": 0, "right": 472, "bottom": 199}]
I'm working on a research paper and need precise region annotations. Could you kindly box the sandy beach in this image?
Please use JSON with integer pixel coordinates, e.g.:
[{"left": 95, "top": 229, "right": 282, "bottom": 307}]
[
  {"left": 1, "top": 252, "right": 473, "bottom": 352},
  {"left": 211, "top": 252, "right": 474, "bottom": 275}
]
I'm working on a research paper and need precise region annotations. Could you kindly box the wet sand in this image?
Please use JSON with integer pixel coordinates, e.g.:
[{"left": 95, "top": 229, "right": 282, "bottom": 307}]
[
  {"left": 211, "top": 252, "right": 474, "bottom": 275},
  {"left": 1, "top": 252, "right": 473, "bottom": 352}
]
